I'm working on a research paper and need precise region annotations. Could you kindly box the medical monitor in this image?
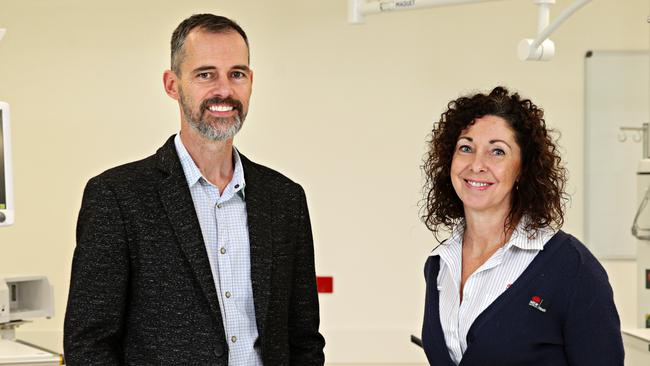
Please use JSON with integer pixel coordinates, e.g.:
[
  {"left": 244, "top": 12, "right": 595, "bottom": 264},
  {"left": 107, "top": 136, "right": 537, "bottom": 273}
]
[{"left": 0, "top": 102, "right": 13, "bottom": 226}]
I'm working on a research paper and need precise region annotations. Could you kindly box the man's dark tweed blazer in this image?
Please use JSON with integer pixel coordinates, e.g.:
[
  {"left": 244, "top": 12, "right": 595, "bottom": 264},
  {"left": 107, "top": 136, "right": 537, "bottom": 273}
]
[{"left": 64, "top": 135, "right": 325, "bottom": 365}]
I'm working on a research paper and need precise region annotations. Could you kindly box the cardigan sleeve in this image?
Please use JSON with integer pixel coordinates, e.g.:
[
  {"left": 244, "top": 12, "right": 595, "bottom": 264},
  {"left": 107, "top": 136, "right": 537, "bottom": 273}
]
[{"left": 562, "top": 252, "right": 624, "bottom": 366}]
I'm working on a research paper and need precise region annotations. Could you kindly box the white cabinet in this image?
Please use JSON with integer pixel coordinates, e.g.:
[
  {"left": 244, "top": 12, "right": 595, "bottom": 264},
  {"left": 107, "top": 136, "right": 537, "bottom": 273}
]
[{"left": 623, "top": 329, "right": 650, "bottom": 366}]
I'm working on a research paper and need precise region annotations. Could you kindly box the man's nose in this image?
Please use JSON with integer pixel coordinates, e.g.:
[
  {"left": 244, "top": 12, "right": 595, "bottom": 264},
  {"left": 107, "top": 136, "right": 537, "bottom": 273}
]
[{"left": 210, "top": 76, "right": 234, "bottom": 98}]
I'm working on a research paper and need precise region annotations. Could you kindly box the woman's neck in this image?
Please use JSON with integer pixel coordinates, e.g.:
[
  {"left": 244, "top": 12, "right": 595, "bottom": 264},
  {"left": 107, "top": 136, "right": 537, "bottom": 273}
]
[{"left": 462, "top": 209, "right": 516, "bottom": 257}]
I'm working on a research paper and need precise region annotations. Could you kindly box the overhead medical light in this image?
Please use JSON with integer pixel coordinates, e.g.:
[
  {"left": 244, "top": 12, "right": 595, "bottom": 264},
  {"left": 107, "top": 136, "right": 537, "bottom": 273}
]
[{"left": 348, "top": 0, "right": 592, "bottom": 61}]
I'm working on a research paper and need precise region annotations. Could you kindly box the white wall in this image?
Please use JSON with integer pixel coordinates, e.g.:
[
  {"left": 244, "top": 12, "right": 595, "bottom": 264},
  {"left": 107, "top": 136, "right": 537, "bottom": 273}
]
[{"left": 0, "top": 0, "right": 647, "bottom": 363}]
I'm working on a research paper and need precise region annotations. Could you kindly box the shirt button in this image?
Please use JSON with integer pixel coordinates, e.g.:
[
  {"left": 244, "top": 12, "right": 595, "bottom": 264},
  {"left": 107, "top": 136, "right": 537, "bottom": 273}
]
[
  {"left": 231, "top": 336, "right": 237, "bottom": 343},
  {"left": 225, "top": 291, "right": 231, "bottom": 298},
  {"left": 217, "top": 203, "right": 223, "bottom": 209},
  {"left": 220, "top": 247, "right": 226, "bottom": 255}
]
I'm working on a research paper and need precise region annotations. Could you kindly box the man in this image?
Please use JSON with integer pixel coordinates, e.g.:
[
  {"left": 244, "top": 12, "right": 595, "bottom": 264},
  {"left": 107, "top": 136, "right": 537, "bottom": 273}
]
[{"left": 64, "top": 14, "right": 325, "bottom": 365}]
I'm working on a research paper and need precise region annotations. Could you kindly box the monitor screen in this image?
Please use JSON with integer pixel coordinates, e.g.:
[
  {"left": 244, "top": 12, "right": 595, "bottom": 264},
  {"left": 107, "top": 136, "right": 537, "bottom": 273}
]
[
  {"left": 0, "top": 101, "right": 13, "bottom": 225},
  {"left": 0, "top": 109, "right": 5, "bottom": 210}
]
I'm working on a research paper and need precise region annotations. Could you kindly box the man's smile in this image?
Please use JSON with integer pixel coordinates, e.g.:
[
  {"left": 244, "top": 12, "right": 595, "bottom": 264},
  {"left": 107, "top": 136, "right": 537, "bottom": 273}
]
[
  {"left": 206, "top": 103, "right": 237, "bottom": 117},
  {"left": 201, "top": 97, "right": 243, "bottom": 119},
  {"left": 208, "top": 104, "right": 233, "bottom": 112}
]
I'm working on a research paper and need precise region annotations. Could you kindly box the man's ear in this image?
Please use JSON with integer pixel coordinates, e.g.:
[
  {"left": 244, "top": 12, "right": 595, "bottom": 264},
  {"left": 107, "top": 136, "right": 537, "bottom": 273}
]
[{"left": 163, "top": 70, "right": 180, "bottom": 100}]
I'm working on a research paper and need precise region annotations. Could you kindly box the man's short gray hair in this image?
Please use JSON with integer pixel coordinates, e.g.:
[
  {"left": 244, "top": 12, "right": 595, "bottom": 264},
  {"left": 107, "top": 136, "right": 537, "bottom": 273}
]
[{"left": 170, "top": 14, "right": 249, "bottom": 76}]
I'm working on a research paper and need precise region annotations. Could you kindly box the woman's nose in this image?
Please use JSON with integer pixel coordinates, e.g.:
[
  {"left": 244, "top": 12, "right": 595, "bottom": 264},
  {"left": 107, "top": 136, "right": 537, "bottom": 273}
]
[{"left": 469, "top": 154, "right": 487, "bottom": 173}]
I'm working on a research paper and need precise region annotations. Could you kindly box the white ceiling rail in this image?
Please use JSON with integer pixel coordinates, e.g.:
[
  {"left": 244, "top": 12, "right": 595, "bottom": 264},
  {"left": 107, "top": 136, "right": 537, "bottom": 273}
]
[{"left": 348, "top": 0, "right": 593, "bottom": 61}]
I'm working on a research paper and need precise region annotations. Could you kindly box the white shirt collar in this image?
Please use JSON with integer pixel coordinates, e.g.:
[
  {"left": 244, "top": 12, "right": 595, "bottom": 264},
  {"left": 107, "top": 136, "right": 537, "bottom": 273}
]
[
  {"left": 430, "top": 217, "right": 555, "bottom": 257},
  {"left": 173, "top": 133, "right": 246, "bottom": 199}
]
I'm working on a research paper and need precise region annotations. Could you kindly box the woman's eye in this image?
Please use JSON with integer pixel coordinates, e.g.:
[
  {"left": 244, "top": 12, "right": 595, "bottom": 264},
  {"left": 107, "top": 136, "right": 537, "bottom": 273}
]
[
  {"left": 492, "top": 148, "right": 505, "bottom": 156},
  {"left": 458, "top": 145, "right": 471, "bottom": 153}
]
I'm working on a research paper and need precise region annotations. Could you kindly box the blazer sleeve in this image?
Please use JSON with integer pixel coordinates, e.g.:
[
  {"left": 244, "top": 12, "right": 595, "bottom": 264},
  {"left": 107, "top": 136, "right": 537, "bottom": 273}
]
[
  {"left": 288, "top": 185, "right": 326, "bottom": 365},
  {"left": 64, "top": 177, "right": 129, "bottom": 365},
  {"left": 562, "top": 255, "right": 624, "bottom": 366}
]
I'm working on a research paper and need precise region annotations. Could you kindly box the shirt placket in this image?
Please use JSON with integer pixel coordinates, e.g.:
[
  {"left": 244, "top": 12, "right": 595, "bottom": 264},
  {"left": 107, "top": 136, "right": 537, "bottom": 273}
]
[
  {"left": 457, "top": 269, "right": 471, "bottom": 358},
  {"left": 458, "top": 249, "right": 506, "bottom": 350},
  {"left": 214, "top": 198, "right": 241, "bottom": 352},
  {"left": 439, "top": 249, "right": 464, "bottom": 363}
]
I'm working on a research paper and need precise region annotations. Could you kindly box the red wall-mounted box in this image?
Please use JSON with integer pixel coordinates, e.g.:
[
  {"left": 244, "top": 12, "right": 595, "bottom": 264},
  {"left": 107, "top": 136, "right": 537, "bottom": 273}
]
[{"left": 317, "top": 276, "right": 333, "bottom": 294}]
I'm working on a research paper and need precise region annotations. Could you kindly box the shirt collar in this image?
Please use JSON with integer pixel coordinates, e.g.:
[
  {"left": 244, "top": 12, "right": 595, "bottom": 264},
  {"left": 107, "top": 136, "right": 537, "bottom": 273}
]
[
  {"left": 505, "top": 218, "right": 555, "bottom": 251},
  {"left": 173, "top": 133, "right": 246, "bottom": 200},
  {"left": 429, "top": 217, "right": 555, "bottom": 256},
  {"left": 430, "top": 223, "right": 463, "bottom": 257},
  {"left": 231, "top": 149, "right": 246, "bottom": 200}
]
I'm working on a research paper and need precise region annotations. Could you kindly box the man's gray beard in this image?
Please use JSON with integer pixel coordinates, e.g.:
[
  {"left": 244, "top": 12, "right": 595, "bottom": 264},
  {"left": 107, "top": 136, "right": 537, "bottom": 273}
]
[
  {"left": 187, "top": 113, "right": 243, "bottom": 141},
  {"left": 179, "top": 89, "right": 244, "bottom": 141}
]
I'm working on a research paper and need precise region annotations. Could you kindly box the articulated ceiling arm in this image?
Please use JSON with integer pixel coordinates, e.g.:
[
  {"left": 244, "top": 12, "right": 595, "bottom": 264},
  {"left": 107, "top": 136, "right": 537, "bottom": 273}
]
[
  {"left": 518, "top": 0, "right": 592, "bottom": 61},
  {"left": 348, "top": 0, "right": 593, "bottom": 61}
]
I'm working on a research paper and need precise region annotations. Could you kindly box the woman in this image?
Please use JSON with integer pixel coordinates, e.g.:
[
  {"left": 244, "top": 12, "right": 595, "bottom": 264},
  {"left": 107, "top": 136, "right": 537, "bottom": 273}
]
[{"left": 421, "top": 86, "right": 624, "bottom": 365}]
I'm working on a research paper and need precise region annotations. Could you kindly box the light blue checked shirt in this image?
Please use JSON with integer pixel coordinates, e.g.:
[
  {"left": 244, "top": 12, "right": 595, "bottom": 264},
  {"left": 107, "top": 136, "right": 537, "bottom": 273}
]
[{"left": 174, "top": 134, "right": 262, "bottom": 366}]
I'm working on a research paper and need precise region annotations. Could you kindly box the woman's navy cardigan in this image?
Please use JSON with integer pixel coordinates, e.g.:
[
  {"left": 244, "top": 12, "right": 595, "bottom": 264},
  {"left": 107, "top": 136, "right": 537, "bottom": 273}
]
[{"left": 422, "top": 230, "right": 624, "bottom": 366}]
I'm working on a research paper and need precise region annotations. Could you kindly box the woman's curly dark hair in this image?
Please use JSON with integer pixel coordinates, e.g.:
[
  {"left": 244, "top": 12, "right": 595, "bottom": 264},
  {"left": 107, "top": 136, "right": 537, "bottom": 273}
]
[{"left": 422, "top": 86, "right": 568, "bottom": 239}]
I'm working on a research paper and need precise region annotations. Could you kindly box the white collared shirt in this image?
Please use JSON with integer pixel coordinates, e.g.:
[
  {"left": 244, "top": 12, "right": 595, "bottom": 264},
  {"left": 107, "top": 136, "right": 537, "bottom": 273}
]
[{"left": 430, "top": 219, "right": 556, "bottom": 365}]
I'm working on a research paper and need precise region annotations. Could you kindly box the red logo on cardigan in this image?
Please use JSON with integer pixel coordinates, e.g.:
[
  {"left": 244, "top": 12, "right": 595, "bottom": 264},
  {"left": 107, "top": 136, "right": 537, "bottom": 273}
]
[{"left": 529, "top": 295, "right": 548, "bottom": 313}]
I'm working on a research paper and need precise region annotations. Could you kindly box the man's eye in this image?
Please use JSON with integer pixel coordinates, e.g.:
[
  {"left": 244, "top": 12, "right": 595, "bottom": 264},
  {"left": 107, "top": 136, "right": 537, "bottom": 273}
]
[
  {"left": 197, "top": 72, "right": 212, "bottom": 79},
  {"left": 231, "top": 71, "right": 245, "bottom": 79}
]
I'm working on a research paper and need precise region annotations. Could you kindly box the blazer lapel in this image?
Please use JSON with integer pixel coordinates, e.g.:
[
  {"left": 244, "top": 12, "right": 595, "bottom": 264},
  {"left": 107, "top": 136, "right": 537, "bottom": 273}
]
[
  {"left": 240, "top": 154, "right": 273, "bottom": 338},
  {"left": 155, "top": 136, "right": 226, "bottom": 336}
]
